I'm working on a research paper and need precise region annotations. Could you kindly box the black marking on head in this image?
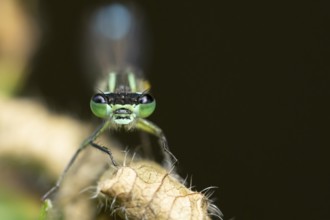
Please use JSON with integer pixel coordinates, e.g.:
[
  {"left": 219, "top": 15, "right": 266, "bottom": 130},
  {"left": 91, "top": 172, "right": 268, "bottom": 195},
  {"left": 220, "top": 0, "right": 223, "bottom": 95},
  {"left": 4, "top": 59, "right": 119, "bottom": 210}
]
[
  {"left": 107, "top": 93, "right": 140, "bottom": 105},
  {"left": 114, "top": 108, "right": 132, "bottom": 114},
  {"left": 92, "top": 92, "right": 155, "bottom": 105},
  {"left": 107, "top": 92, "right": 155, "bottom": 105},
  {"left": 115, "top": 116, "right": 130, "bottom": 120}
]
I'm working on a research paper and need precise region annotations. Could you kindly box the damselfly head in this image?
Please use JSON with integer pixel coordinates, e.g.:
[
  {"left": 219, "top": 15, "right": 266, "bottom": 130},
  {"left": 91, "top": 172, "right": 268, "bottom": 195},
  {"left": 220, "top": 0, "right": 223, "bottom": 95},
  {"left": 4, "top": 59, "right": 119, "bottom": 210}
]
[{"left": 90, "top": 92, "right": 156, "bottom": 125}]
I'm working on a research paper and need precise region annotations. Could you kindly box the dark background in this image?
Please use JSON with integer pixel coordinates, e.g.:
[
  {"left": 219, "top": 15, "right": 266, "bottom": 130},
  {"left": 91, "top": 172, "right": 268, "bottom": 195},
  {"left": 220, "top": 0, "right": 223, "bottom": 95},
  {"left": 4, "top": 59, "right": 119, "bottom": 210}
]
[{"left": 23, "top": 1, "right": 330, "bottom": 219}]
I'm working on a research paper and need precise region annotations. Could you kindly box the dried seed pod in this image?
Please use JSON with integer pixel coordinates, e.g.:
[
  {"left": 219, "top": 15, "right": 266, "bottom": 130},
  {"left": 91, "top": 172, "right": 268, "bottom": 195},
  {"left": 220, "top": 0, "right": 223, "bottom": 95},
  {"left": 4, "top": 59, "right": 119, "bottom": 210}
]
[{"left": 97, "top": 161, "right": 222, "bottom": 220}]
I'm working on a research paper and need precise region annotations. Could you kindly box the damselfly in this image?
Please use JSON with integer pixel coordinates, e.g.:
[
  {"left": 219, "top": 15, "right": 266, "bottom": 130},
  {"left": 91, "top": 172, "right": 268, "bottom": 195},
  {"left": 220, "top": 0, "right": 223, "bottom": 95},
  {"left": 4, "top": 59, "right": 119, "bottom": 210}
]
[{"left": 42, "top": 3, "right": 176, "bottom": 201}]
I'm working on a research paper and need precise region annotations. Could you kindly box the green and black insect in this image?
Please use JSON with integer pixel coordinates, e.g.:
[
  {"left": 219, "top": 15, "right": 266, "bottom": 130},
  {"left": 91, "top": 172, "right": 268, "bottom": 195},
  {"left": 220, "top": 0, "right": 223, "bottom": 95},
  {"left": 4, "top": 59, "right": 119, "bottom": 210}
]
[{"left": 42, "top": 3, "right": 176, "bottom": 201}]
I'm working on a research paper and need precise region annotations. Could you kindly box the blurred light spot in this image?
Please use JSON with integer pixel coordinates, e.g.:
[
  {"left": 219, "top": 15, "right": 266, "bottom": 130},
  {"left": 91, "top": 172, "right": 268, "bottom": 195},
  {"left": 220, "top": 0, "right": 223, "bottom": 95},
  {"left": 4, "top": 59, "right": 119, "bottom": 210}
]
[
  {"left": 0, "top": 0, "right": 39, "bottom": 96},
  {"left": 93, "top": 3, "right": 132, "bottom": 40}
]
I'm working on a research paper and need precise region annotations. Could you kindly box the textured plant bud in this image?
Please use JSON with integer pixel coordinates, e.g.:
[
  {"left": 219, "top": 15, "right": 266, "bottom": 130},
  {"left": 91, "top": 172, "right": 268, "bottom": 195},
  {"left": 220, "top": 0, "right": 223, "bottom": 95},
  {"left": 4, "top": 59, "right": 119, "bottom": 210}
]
[{"left": 97, "top": 161, "right": 222, "bottom": 220}]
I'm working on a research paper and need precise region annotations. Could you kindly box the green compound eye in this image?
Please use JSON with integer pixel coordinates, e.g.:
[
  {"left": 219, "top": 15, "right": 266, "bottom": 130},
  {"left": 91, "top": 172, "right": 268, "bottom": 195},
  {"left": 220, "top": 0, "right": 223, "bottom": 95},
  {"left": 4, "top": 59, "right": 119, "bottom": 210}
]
[
  {"left": 138, "top": 94, "right": 156, "bottom": 118},
  {"left": 90, "top": 94, "right": 112, "bottom": 118}
]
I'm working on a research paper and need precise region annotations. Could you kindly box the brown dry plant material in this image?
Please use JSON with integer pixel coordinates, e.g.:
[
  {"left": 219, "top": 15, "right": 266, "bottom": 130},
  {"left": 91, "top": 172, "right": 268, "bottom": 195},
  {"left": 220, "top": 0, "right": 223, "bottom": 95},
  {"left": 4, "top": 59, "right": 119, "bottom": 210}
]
[{"left": 97, "top": 161, "right": 222, "bottom": 220}]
